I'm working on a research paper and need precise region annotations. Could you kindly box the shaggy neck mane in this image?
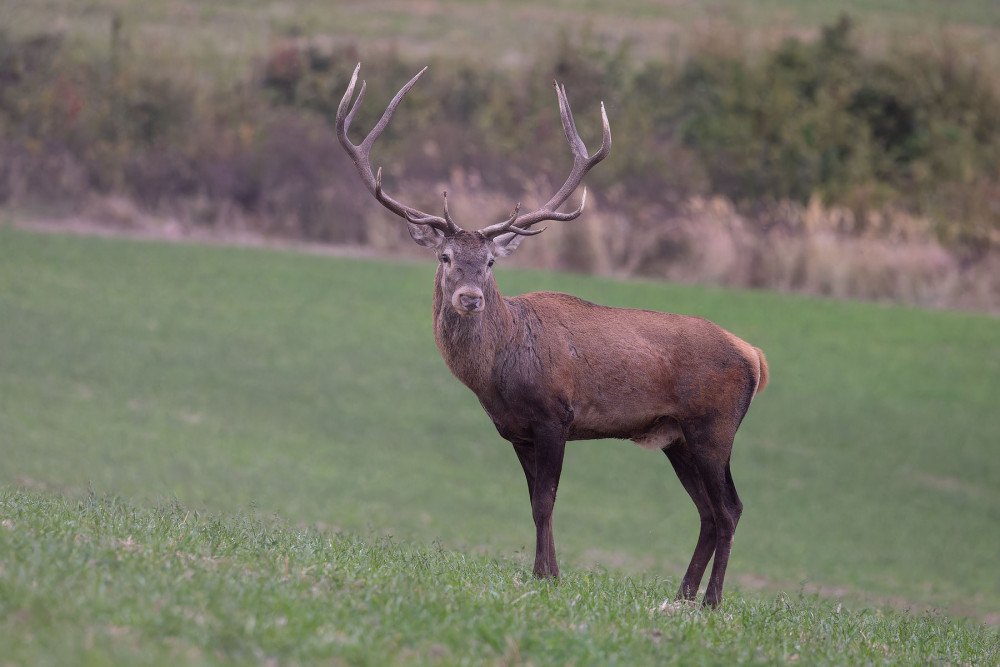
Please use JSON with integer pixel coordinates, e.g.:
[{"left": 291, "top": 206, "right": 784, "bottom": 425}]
[{"left": 432, "top": 268, "right": 514, "bottom": 394}]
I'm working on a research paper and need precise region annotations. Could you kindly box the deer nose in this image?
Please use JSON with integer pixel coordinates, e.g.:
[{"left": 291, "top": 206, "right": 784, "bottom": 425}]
[
  {"left": 460, "top": 294, "right": 483, "bottom": 311},
  {"left": 453, "top": 287, "right": 485, "bottom": 313}
]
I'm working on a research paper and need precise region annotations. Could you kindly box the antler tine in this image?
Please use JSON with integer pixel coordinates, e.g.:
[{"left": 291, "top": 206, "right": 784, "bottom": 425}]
[
  {"left": 481, "top": 202, "right": 548, "bottom": 239},
  {"left": 477, "top": 203, "right": 518, "bottom": 238},
  {"left": 375, "top": 168, "right": 454, "bottom": 234},
  {"left": 538, "top": 186, "right": 588, "bottom": 223},
  {"left": 503, "top": 223, "right": 547, "bottom": 237},
  {"left": 556, "top": 83, "right": 587, "bottom": 159},
  {"left": 337, "top": 63, "right": 459, "bottom": 233},
  {"left": 441, "top": 192, "right": 461, "bottom": 233},
  {"left": 488, "top": 83, "right": 610, "bottom": 234}
]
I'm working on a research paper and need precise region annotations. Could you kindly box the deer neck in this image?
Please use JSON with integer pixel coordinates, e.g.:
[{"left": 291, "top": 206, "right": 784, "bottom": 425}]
[{"left": 432, "top": 269, "right": 514, "bottom": 395}]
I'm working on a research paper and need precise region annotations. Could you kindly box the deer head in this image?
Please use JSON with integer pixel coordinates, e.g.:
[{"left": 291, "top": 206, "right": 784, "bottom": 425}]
[{"left": 336, "top": 64, "right": 611, "bottom": 315}]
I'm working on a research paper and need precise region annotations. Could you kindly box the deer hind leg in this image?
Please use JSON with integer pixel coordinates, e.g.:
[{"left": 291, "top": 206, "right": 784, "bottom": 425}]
[
  {"left": 684, "top": 426, "right": 742, "bottom": 608},
  {"left": 669, "top": 415, "right": 744, "bottom": 609},
  {"left": 664, "top": 443, "right": 718, "bottom": 601},
  {"left": 695, "top": 454, "right": 742, "bottom": 608}
]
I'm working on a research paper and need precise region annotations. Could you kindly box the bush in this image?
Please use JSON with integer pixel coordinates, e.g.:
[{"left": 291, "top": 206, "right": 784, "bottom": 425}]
[
  {"left": 1, "top": 15, "right": 999, "bottom": 308},
  {"left": 650, "top": 14, "right": 1000, "bottom": 246}
]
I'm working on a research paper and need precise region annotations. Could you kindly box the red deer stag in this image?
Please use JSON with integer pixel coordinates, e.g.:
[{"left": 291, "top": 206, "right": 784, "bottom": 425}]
[{"left": 336, "top": 64, "right": 768, "bottom": 608}]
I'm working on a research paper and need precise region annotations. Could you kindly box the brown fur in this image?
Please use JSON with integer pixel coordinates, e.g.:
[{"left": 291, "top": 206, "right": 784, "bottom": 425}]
[
  {"left": 428, "top": 232, "right": 768, "bottom": 607},
  {"left": 337, "top": 67, "right": 766, "bottom": 608}
]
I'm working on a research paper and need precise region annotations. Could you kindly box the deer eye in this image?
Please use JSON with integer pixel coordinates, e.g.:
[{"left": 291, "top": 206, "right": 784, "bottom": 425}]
[
  {"left": 440, "top": 254, "right": 451, "bottom": 264},
  {"left": 487, "top": 258, "right": 495, "bottom": 268}
]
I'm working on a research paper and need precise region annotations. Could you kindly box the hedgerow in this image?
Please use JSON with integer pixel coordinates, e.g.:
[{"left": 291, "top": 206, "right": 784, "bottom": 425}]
[{"left": 2, "top": 15, "right": 998, "bottom": 306}]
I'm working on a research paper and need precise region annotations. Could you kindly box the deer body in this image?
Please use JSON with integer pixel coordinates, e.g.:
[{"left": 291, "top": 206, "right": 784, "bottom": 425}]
[
  {"left": 337, "top": 65, "right": 768, "bottom": 607},
  {"left": 434, "top": 280, "right": 764, "bottom": 449}
]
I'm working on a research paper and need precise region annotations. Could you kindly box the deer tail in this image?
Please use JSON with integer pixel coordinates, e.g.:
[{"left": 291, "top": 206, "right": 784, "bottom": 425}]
[{"left": 754, "top": 347, "right": 769, "bottom": 396}]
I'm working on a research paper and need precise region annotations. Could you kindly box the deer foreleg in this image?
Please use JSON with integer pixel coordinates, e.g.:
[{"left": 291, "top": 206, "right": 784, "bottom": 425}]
[
  {"left": 512, "top": 443, "right": 536, "bottom": 504},
  {"left": 528, "top": 429, "right": 566, "bottom": 578}
]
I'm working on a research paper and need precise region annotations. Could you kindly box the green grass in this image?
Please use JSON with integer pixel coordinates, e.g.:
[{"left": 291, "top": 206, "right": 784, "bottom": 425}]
[
  {"left": 1, "top": 226, "right": 999, "bottom": 631},
  {"left": 3, "top": 0, "right": 1000, "bottom": 77},
  {"left": 2, "top": 487, "right": 996, "bottom": 665}
]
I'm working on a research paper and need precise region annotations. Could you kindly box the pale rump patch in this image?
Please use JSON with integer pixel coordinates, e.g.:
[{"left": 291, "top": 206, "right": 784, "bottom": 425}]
[{"left": 723, "top": 332, "right": 769, "bottom": 404}]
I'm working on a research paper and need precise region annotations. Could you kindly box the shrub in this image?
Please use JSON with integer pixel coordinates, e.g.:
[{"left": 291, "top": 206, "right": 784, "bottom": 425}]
[{"left": 1, "top": 15, "right": 999, "bottom": 309}]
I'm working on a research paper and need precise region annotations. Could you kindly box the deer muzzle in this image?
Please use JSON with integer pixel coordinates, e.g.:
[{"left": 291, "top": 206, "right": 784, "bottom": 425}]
[{"left": 453, "top": 287, "right": 485, "bottom": 314}]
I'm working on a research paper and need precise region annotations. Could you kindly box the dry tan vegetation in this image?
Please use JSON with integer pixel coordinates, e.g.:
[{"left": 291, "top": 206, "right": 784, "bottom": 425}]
[
  {"left": 3, "top": 2, "right": 1000, "bottom": 313},
  {"left": 385, "top": 179, "right": 1000, "bottom": 313},
  {"left": 32, "top": 176, "right": 997, "bottom": 315}
]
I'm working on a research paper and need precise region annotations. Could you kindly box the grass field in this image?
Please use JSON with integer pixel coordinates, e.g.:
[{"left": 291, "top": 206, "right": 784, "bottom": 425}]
[
  {"left": 1, "top": 225, "right": 998, "bottom": 631},
  {"left": 4, "top": 0, "right": 1000, "bottom": 77},
  {"left": 2, "top": 487, "right": 996, "bottom": 664}
]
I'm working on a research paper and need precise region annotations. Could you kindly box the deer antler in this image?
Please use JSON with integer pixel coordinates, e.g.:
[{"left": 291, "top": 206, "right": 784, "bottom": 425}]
[
  {"left": 337, "top": 63, "right": 462, "bottom": 236},
  {"left": 338, "top": 65, "right": 610, "bottom": 241},
  {"left": 478, "top": 82, "right": 611, "bottom": 240},
  {"left": 480, "top": 203, "right": 547, "bottom": 239}
]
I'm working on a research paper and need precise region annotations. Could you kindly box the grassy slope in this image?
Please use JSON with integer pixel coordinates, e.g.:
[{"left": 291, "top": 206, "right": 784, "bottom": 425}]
[
  {"left": 1, "top": 488, "right": 996, "bottom": 665},
  {"left": 0, "top": 227, "right": 998, "bottom": 626}
]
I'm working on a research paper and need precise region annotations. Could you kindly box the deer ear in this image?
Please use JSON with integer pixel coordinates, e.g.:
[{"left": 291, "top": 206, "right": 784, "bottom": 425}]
[
  {"left": 405, "top": 221, "right": 446, "bottom": 249},
  {"left": 491, "top": 231, "right": 526, "bottom": 257}
]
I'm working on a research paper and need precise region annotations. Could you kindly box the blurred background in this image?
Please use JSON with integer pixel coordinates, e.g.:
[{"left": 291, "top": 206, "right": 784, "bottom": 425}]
[
  {"left": 2, "top": 0, "right": 999, "bottom": 625},
  {"left": 2, "top": 0, "right": 999, "bottom": 310}
]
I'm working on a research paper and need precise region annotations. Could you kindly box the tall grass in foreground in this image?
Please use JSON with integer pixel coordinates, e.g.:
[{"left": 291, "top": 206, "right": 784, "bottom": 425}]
[{"left": 1, "top": 488, "right": 996, "bottom": 666}]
